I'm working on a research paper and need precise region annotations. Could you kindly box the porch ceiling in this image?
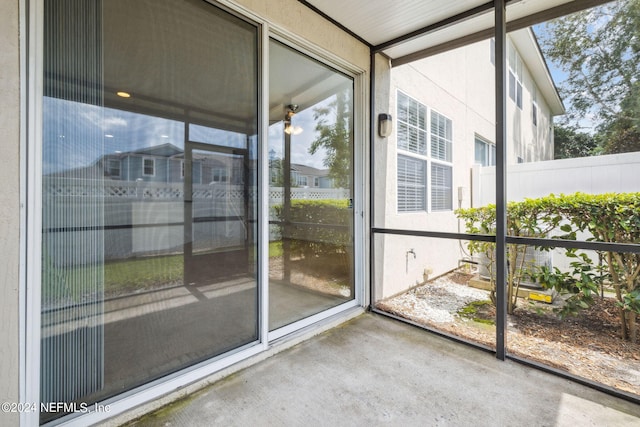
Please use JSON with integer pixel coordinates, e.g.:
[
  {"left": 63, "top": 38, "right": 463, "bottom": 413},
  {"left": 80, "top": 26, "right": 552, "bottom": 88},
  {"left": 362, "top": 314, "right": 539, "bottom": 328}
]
[{"left": 301, "top": 0, "right": 613, "bottom": 65}]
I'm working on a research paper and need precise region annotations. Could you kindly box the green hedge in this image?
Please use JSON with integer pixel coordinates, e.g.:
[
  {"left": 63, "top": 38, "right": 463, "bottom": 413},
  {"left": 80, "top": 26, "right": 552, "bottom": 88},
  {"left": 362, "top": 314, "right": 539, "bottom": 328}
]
[
  {"left": 456, "top": 192, "right": 640, "bottom": 342},
  {"left": 273, "top": 199, "right": 351, "bottom": 258}
]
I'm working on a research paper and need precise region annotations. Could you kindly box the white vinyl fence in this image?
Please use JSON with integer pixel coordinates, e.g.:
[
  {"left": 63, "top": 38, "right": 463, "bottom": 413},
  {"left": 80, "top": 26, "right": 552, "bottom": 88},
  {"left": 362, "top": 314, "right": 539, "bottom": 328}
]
[
  {"left": 472, "top": 151, "right": 640, "bottom": 207},
  {"left": 470, "top": 151, "right": 640, "bottom": 272},
  {"left": 43, "top": 178, "right": 349, "bottom": 264}
]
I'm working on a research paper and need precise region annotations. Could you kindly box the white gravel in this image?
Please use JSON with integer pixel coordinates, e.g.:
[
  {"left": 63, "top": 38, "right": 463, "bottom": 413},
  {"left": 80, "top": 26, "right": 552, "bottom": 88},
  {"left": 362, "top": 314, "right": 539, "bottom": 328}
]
[{"left": 382, "top": 274, "right": 489, "bottom": 324}]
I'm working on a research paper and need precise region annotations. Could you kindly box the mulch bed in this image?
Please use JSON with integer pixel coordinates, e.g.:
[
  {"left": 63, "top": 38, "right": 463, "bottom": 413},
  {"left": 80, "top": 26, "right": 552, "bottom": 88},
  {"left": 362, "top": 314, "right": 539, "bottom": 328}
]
[{"left": 376, "top": 272, "right": 640, "bottom": 397}]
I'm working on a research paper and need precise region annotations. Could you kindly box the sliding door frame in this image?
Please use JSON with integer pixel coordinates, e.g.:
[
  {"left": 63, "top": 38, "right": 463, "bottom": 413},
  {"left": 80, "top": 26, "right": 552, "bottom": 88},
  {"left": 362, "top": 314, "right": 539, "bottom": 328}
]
[
  {"left": 22, "top": 1, "right": 367, "bottom": 425},
  {"left": 266, "top": 30, "right": 366, "bottom": 342}
]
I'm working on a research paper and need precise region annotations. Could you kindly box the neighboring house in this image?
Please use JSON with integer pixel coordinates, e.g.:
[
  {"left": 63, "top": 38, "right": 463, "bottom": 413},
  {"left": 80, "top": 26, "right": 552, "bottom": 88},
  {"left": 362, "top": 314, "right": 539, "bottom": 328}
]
[
  {"left": 291, "top": 163, "right": 334, "bottom": 188},
  {"left": 269, "top": 158, "right": 335, "bottom": 188},
  {"left": 53, "top": 143, "right": 245, "bottom": 185},
  {"left": 377, "top": 28, "right": 565, "bottom": 298},
  {"left": 101, "top": 143, "right": 186, "bottom": 183}
]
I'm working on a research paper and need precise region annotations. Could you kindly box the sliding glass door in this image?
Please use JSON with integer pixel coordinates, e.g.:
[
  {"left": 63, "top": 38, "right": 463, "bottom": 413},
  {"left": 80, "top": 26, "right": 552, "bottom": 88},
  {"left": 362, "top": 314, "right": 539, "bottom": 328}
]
[
  {"left": 41, "top": 0, "right": 258, "bottom": 421},
  {"left": 39, "top": 0, "right": 360, "bottom": 422},
  {"left": 268, "top": 39, "right": 355, "bottom": 331}
]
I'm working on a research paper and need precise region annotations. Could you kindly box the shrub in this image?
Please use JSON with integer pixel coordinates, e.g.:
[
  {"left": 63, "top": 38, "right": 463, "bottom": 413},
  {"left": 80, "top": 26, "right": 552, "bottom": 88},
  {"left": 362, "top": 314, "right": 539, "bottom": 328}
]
[
  {"left": 273, "top": 199, "right": 351, "bottom": 259},
  {"left": 543, "top": 193, "right": 640, "bottom": 342},
  {"left": 457, "top": 192, "right": 640, "bottom": 342},
  {"left": 456, "top": 199, "right": 562, "bottom": 314}
]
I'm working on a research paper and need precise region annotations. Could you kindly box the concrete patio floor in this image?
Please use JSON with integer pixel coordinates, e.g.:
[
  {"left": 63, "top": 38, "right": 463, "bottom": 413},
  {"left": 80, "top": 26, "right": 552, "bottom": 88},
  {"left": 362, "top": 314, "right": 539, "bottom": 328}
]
[{"left": 117, "top": 313, "right": 640, "bottom": 427}]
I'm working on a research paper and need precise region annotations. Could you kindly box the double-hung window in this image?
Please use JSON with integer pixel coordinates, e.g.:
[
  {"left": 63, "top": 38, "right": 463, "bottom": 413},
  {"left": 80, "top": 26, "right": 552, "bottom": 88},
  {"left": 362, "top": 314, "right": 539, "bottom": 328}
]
[
  {"left": 430, "top": 111, "right": 453, "bottom": 211},
  {"left": 508, "top": 43, "right": 523, "bottom": 109},
  {"left": 396, "top": 91, "right": 453, "bottom": 212},
  {"left": 397, "top": 91, "right": 427, "bottom": 212},
  {"left": 212, "top": 167, "right": 229, "bottom": 183},
  {"left": 291, "top": 171, "right": 307, "bottom": 187},
  {"left": 143, "top": 157, "right": 155, "bottom": 176},
  {"left": 107, "top": 159, "right": 121, "bottom": 178}
]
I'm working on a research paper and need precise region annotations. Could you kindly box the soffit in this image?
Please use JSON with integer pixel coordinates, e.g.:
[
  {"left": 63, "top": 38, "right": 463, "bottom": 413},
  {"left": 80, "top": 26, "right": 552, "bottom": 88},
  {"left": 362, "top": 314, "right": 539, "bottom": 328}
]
[{"left": 302, "top": 0, "right": 609, "bottom": 62}]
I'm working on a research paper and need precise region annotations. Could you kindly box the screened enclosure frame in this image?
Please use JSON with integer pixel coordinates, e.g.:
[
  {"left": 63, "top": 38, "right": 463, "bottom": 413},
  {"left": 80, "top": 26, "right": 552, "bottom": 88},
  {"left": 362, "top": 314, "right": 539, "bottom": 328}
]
[{"left": 368, "top": 0, "right": 640, "bottom": 406}]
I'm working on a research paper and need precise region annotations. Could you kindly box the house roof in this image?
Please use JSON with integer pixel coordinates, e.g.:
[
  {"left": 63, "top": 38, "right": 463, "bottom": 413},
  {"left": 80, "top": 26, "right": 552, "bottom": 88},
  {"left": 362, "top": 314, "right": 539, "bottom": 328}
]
[
  {"left": 291, "top": 163, "right": 330, "bottom": 177},
  {"left": 511, "top": 28, "right": 565, "bottom": 116},
  {"left": 122, "top": 143, "right": 184, "bottom": 158}
]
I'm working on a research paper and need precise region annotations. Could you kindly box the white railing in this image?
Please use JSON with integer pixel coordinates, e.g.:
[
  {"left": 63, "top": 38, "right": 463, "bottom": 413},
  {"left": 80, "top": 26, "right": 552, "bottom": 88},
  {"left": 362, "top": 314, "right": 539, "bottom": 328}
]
[{"left": 269, "top": 187, "right": 350, "bottom": 204}]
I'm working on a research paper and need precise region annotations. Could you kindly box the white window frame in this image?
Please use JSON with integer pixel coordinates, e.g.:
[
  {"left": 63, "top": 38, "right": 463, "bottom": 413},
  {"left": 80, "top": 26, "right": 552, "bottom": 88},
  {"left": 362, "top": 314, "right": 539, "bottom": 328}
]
[
  {"left": 212, "top": 167, "right": 229, "bottom": 183},
  {"left": 508, "top": 42, "right": 523, "bottom": 110},
  {"left": 474, "top": 136, "right": 496, "bottom": 167},
  {"left": 396, "top": 90, "right": 454, "bottom": 213},
  {"left": 142, "top": 157, "right": 155, "bottom": 176},
  {"left": 396, "top": 90, "right": 427, "bottom": 213},
  {"left": 266, "top": 30, "right": 366, "bottom": 341}
]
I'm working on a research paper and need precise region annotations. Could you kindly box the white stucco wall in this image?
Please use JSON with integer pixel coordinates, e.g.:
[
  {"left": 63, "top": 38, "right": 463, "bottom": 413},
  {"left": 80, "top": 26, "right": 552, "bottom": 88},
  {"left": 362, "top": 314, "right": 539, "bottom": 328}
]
[
  {"left": 508, "top": 38, "right": 555, "bottom": 164},
  {"left": 386, "top": 40, "right": 496, "bottom": 232},
  {"left": 233, "top": 0, "right": 370, "bottom": 72},
  {"left": 375, "top": 35, "right": 558, "bottom": 300},
  {"left": 0, "top": 0, "right": 21, "bottom": 425},
  {"left": 376, "top": 40, "right": 496, "bottom": 299}
]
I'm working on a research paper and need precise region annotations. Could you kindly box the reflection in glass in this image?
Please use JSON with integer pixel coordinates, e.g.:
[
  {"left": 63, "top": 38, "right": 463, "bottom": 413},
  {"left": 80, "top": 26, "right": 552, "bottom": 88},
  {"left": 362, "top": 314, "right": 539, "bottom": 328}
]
[
  {"left": 268, "top": 40, "right": 354, "bottom": 330},
  {"left": 41, "top": 0, "right": 258, "bottom": 421}
]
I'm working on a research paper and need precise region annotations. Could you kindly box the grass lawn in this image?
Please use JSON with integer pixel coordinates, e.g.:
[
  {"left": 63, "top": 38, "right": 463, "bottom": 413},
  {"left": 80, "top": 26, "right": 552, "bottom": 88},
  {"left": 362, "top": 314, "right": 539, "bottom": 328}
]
[
  {"left": 104, "top": 254, "right": 183, "bottom": 294},
  {"left": 45, "top": 241, "right": 286, "bottom": 301}
]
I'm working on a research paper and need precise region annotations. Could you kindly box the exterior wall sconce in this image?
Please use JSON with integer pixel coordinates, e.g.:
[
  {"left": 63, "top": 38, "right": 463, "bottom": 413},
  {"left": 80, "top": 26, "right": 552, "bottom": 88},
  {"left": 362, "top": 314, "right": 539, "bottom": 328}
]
[{"left": 378, "top": 113, "right": 392, "bottom": 137}]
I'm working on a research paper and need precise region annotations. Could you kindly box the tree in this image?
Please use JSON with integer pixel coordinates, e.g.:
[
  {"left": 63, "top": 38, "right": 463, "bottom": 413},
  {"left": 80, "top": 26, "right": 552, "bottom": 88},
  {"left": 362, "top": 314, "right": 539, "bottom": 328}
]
[
  {"left": 601, "top": 80, "right": 640, "bottom": 153},
  {"left": 538, "top": 0, "right": 640, "bottom": 154},
  {"left": 309, "top": 90, "right": 352, "bottom": 189},
  {"left": 553, "top": 124, "right": 600, "bottom": 159}
]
